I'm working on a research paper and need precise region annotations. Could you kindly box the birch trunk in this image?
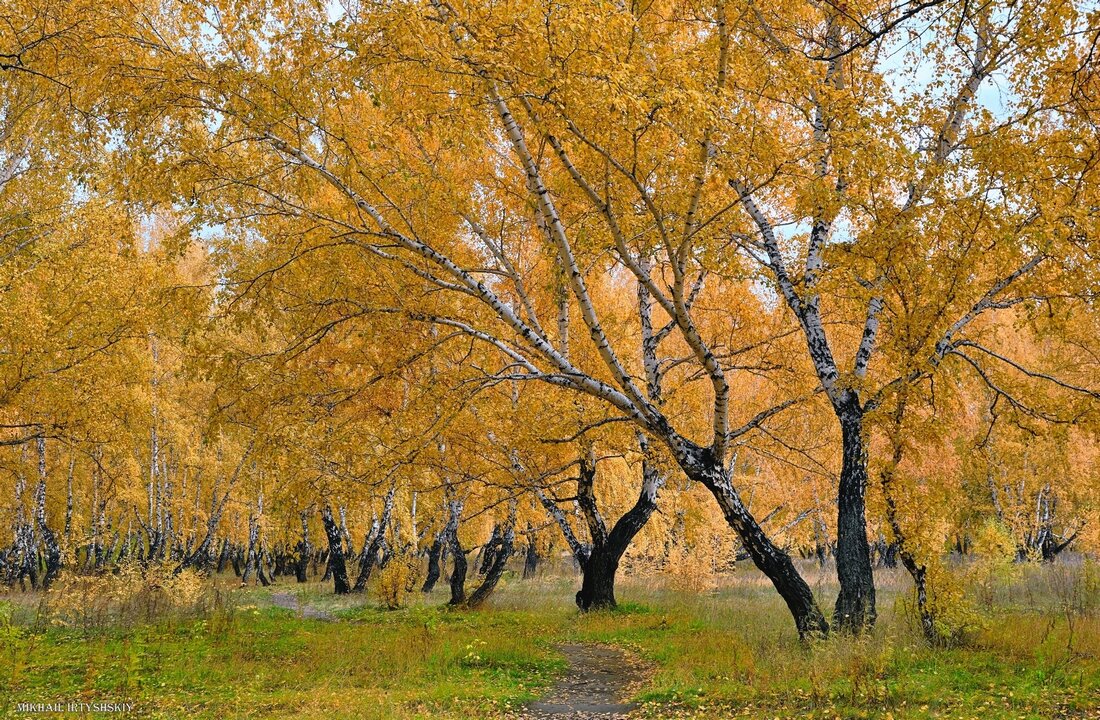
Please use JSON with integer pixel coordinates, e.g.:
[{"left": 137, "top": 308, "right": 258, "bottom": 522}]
[
  {"left": 354, "top": 485, "right": 397, "bottom": 592},
  {"left": 576, "top": 457, "right": 662, "bottom": 611},
  {"left": 421, "top": 532, "right": 443, "bottom": 592},
  {"left": 681, "top": 444, "right": 829, "bottom": 639},
  {"left": 320, "top": 504, "right": 350, "bottom": 594},
  {"left": 35, "top": 437, "right": 61, "bottom": 588},
  {"left": 465, "top": 507, "right": 516, "bottom": 609},
  {"left": 833, "top": 400, "right": 876, "bottom": 633},
  {"left": 295, "top": 511, "right": 310, "bottom": 583},
  {"left": 444, "top": 499, "right": 466, "bottom": 606}
]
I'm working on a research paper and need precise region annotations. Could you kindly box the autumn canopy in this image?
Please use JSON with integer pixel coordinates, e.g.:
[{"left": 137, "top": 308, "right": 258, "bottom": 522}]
[{"left": 1, "top": 0, "right": 1099, "bottom": 647}]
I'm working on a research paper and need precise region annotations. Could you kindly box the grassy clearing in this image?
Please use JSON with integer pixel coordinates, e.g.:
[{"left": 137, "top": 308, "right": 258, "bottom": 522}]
[{"left": 2, "top": 562, "right": 1099, "bottom": 719}]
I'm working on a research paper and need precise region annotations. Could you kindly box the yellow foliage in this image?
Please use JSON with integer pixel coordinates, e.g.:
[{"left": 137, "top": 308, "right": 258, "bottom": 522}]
[{"left": 373, "top": 552, "right": 421, "bottom": 610}]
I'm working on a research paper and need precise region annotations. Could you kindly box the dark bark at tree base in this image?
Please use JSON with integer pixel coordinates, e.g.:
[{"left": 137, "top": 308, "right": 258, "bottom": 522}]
[
  {"left": 295, "top": 541, "right": 309, "bottom": 582},
  {"left": 881, "top": 541, "right": 899, "bottom": 568},
  {"left": 216, "top": 538, "right": 230, "bottom": 574},
  {"left": 448, "top": 545, "right": 467, "bottom": 606},
  {"left": 833, "top": 402, "right": 877, "bottom": 634},
  {"left": 352, "top": 534, "right": 381, "bottom": 593},
  {"left": 39, "top": 528, "right": 61, "bottom": 590},
  {"left": 574, "top": 475, "right": 660, "bottom": 611},
  {"left": 295, "top": 511, "right": 310, "bottom": 583},
  {"left": 445, "top": 499, "right": 466, "bottom": 606},
  {"left": 321, "top": 504, "right": 350, "bottom": 594},
  {"left": 558, "top": 450, "right": 661, "bottom": 613},
  {"left": 478, "top": 525, "right": 501, "bottom": 576},
  {"left": 465, "top": 511, "right": 516, "bottom": 609},
  {"left": 575, "top": 549, "right": 617, "bottom": 610},
  {"left": 683, "top": 446, "right": 829, "bottom": 640},
  {"left": 354, "top": 487, "right": 396, "bottom": 593},
  {"left": 422, "top": 533, "right": 443, "bottom": 592},
  {"left": 522, "top": 537, "right": 539, "bottom": 579},
  {"left": 901, "top": 552, "right": 938, "bottom": 644}
]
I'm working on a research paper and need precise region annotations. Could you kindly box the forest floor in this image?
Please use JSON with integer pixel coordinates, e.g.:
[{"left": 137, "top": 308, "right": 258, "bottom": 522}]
[{"left": 3, "top": 562, "right": 1100, "bottom": 719}]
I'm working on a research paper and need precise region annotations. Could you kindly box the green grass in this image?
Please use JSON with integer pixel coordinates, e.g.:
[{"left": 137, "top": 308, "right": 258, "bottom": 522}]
[{"left": 2, "top": 563, "right": 1099, "bottom": 719}]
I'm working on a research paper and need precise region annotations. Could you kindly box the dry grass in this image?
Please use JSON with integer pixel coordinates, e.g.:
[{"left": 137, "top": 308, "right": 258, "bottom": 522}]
[{"left": 1, "top": 559, "right": 1098, "bottom": 719}]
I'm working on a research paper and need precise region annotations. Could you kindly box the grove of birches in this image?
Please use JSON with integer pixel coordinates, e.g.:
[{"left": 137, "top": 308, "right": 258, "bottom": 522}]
[{"left": 3, "top": 0, "right": 1100, "bottom": 653}]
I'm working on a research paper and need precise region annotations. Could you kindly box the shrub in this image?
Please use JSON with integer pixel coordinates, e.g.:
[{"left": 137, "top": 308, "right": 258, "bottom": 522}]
[
  {"left": 374, "top": 551, "right": 421, "bottom": 610},
  {"left": 46, "top": 563, "right": 221, "bottom": 630}
]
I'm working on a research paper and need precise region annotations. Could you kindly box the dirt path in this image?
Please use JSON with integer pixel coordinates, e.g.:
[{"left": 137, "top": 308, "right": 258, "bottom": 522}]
[
  {"left": 270, "top": 592, "right": 334, "bottom": 620},
  {"left": 525, "top": 643, "right": 647, "bottom": 719}
]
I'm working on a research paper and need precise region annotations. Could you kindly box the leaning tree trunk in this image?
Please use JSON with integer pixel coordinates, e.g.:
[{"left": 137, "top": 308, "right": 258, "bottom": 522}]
[
  {"left": 175, "top": 484, "right": 232, "bottom": 575},
  {"left": 683, "top": 445, "right": 829, "bottom": 639},
  {"left": 1041, "top": 527, "right": 1080, "bottom": 563},
  {"left": 883, "top": 479, "right": 937, "bottom": 643},
  {"left": 320, "top": 504, "right": 350, "bottom": 594},
  {"left": 879, "top": 393, "right": 939, "bottom": 643},
  {"left": 465, "top": 506, "right": 517, "bottom": 609},
  {"left": 478, "top": 525, "right": 501, "bottom": 575},
  {"left": 833, "top": 401, "right": 876, "bottom": 634},
  {"left": 354, "top": 485, "right": 396, "bottom": 593},
  {"left": 536, "top": 487, "right": 591, "bottom": 568},
  {"left": 216, "top": 537, "right": 230, "bottom": 574},
  {"left": 352, "top": 514, "right": 381, "bottom": 593}
]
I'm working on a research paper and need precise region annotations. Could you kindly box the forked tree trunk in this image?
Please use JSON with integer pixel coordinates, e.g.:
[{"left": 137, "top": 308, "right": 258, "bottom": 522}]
[
  {"left": 1034, "top": 487, "right": 1081, "bottom": 562},
  {"left": 833, "top": 401, "right": 876, "bottom": 633},
  {"left": 354, "top": 485, "right": 396, "bottom": 593},
  {"left": 466, "top": 506, "right": 516, "bottom": 609},
  {"left": 576, "top": 548, "right": 616, "bottom": 610},
  {"left": 320, "top": 504, "right": 350, "bottom": 594},
  {"left": 575, "top": 457, "right": 662, "bottom": 611}
]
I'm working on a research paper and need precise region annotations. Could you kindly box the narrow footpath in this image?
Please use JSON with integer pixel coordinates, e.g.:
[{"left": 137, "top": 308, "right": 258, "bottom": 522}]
[
  {"left": 525, "top": 643, "right": 647, "bottom": 719},
  {"left": 270, "top": 591, "right": 334, "bottom": 620}
]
